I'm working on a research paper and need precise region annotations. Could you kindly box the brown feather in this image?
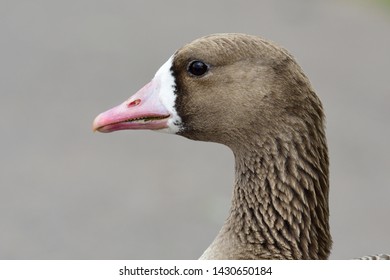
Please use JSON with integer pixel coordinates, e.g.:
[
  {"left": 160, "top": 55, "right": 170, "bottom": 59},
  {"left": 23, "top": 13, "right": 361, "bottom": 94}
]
[{"left": 172, "top": 34, "right": 331, "bottom": 259}]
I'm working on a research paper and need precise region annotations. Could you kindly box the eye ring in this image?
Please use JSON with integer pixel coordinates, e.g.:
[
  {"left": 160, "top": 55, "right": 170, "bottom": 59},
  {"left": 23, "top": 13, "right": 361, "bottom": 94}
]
[{"left": 187, "top": 60, "right": 209, "bottom": 77}]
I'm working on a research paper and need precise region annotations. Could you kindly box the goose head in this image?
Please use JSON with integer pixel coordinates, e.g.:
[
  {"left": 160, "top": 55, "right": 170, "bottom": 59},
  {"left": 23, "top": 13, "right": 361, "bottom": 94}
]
[
  {"left": 93, "top": 34, "right": 322, "bottom": 149},
  {"left": 93, "top": 33, "right": 331, "bottom": 259}
]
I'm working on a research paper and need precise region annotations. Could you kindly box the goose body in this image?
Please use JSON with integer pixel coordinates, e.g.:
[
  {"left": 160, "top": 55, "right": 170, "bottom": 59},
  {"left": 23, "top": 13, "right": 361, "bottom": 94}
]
[{"left": 93, "top": 33, "right": 387, "bottom": 260}]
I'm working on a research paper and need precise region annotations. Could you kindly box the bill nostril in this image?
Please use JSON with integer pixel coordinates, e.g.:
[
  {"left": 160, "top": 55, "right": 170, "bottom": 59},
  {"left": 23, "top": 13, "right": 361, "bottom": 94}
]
[{"left": 128, "top": 99, "right": 141, "bottom": 107}]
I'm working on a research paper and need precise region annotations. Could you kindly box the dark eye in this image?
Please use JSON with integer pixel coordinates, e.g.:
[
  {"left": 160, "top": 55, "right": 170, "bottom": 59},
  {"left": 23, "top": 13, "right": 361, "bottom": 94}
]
[{"left": 187, "top": 60, "right": 209, "bottom": 76}]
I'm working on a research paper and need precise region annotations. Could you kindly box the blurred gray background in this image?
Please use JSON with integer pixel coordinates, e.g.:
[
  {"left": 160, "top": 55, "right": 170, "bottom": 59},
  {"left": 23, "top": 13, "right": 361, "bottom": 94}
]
[{"left": 1, "top": 0, "right": 389, "bottom": 259}]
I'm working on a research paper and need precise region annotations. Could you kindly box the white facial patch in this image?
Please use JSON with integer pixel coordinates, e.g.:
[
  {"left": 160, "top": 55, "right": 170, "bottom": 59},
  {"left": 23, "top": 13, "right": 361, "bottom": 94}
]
[{"left": 153, "top": 55, "right": 182, "bottom": 134}]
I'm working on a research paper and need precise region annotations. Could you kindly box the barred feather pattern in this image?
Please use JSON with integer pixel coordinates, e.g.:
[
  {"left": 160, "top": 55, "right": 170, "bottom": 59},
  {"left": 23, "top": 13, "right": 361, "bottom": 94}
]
[
  {"left": 358, "top": 254, "right": 390, "bottom": 260},
  {"left": 227, "top": 125, "right": 331, "bottom": 259}
]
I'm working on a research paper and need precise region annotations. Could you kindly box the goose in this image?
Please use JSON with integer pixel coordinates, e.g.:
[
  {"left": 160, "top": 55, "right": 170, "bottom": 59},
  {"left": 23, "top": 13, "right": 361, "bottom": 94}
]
[{"left": 92, "top": 33, "right": 389, "bottom": 260}]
